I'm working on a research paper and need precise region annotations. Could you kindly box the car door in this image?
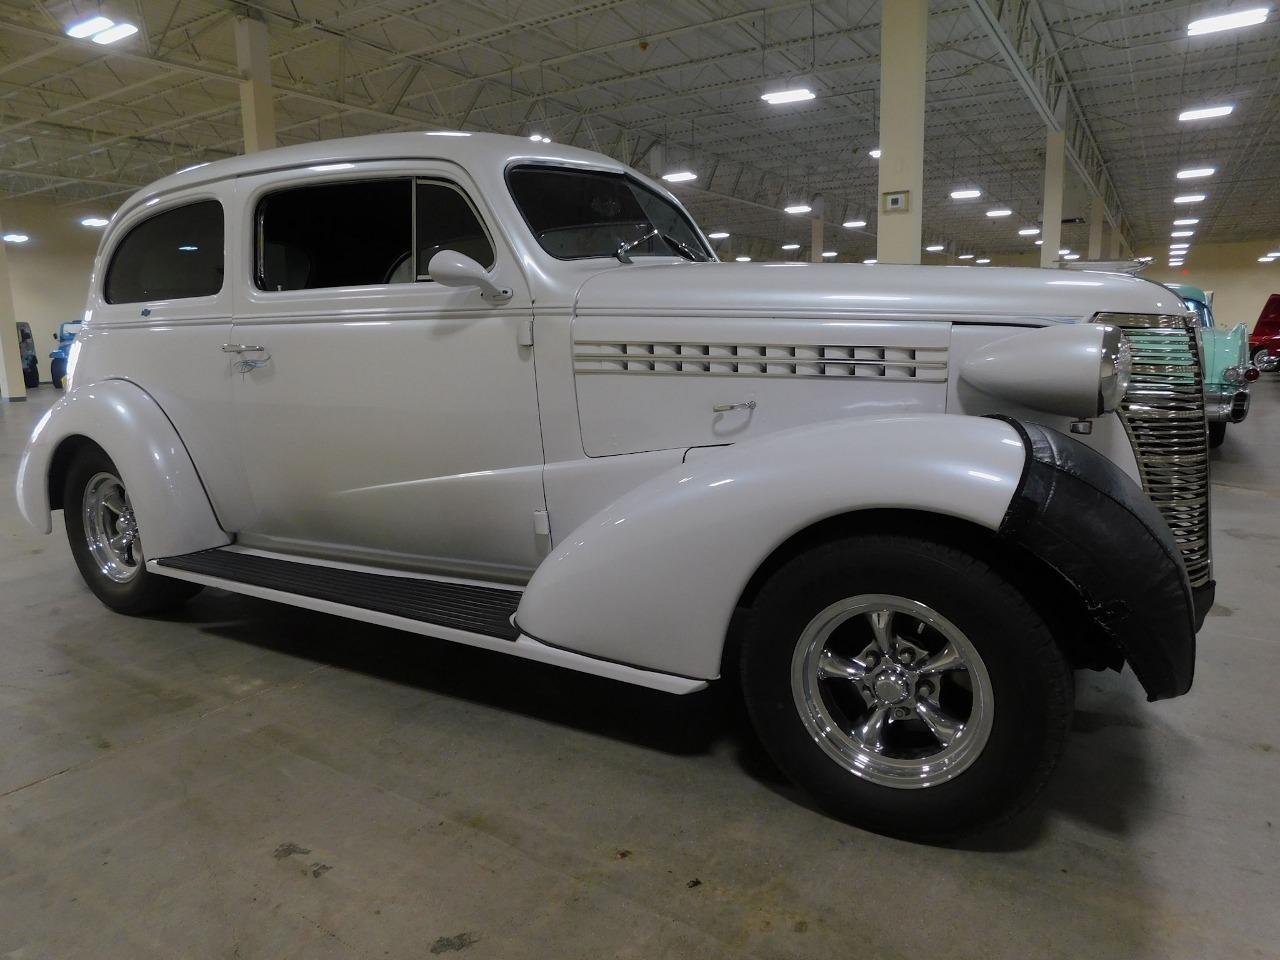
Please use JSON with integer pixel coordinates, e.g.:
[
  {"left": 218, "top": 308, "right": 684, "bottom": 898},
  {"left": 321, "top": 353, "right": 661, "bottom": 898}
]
[
  {"left": 229, "top": 162, "right": 544, "bottom": 582},
  {"left": 86, "top": 188, "right": 251, "bottom": 529}
]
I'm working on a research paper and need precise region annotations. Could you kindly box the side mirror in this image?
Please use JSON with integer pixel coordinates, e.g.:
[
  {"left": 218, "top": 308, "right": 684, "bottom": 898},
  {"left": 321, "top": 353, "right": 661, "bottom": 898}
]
[{"left": 427, "top": 250, "right": 512, "bottom": 302}]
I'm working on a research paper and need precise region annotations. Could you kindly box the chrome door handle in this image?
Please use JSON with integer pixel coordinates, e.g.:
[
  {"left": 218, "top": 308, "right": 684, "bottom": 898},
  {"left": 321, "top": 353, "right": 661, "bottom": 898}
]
[
  {"left": 221, "top": 343, "right": 266, "bottom": 353},
  {"left": 712, "top": 400, "right": 757, "bottom": 413}
]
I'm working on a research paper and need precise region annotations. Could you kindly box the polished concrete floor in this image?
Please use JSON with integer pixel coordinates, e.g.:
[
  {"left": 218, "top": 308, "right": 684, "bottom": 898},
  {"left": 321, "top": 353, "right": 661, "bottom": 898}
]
[{"left": 2, "top": 383, "right": 1278, "bottom": 960}]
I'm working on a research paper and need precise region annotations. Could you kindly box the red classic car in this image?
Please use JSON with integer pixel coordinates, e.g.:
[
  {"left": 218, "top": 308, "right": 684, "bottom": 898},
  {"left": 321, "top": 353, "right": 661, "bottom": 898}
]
[{"left": 1251, "top": 293, "right": 1280, "bottom": 371}]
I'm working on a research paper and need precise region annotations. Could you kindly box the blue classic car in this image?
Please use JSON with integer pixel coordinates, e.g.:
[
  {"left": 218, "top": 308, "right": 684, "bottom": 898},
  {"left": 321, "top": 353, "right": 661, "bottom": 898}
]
[{"left": 48, "top": 321, "right": 82, "bottom": 389}]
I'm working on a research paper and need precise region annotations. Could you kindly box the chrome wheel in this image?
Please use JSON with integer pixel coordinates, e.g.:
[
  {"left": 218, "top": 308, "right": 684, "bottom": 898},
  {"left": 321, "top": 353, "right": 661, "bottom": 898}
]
[
  {"left": 82, "top": 471, "right": 141, "bottom": 583},
  {"left": 790, "top": 594, "right": 994, "bottom": 789}
]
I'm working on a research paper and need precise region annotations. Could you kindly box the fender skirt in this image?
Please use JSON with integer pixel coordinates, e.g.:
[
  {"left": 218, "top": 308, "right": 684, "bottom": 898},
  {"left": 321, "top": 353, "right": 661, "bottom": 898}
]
[{"left": 995, "top": 417, "right": 1198, "bottom": 701}]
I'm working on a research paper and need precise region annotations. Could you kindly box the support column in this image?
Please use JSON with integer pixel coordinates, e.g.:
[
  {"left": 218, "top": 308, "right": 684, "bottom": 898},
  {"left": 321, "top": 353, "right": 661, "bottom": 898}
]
[
  {"left": 0, "top": 217, "right": 26, "bottom": 401},
  {"left": 1087, "top": 193, "right": 1105, "bottom": 260},
  {"left": 876, "top": 0, "right": 927, "bottom": 265},
  {"left": 1108, "top": 224, "right": 1122, "bottom": 259},
  {"left": 235, "top": 17, "right": 276, "bottom": 153},
  {"left": 1039, "top": 108, "right": 1066, "bottom": 269},
  {"left": 810, "top": 195, "right": 825, "bottom": 263}
]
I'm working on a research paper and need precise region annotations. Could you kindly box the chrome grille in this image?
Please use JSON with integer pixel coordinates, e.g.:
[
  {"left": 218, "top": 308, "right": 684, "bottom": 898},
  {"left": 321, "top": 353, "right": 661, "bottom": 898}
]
[{"left": 1099, "top": 313, "right": 1211, "bottom": 587}]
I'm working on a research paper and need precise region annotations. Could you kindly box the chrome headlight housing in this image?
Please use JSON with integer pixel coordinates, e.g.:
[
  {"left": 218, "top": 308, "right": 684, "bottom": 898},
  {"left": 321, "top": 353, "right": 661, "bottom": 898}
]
[{"left": 1097, "top": 325, "right": 1131, "bottom": 413}]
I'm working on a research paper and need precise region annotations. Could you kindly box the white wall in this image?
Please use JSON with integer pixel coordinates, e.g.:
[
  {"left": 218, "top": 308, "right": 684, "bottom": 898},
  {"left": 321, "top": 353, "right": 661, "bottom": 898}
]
[{"left": 0, "top": 198, "right": 106, "bottom": 385}]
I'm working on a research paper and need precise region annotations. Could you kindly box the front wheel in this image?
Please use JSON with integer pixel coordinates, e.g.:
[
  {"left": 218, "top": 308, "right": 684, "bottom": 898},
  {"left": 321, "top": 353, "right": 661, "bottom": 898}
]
[
  {"left": 63, "top": 446, "right": 203, "bottom": 615},
  {"left": 49, "top": 357, "right": 67, "bottom": 388},
  {"left": 740, "top": 534, "right": 1073, "bottom": 842}
]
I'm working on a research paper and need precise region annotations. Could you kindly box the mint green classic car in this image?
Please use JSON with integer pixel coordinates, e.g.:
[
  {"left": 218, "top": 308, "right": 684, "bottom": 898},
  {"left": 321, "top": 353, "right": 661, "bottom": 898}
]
[{"left": 1167, "top": 283, "right": 1256, "bottom": 447}]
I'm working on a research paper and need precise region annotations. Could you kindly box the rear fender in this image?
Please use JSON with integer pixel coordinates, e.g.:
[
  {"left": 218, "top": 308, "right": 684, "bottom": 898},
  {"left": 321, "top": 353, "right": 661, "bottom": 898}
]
[
  {"left": 515, "top": 415, "right": 1028, "bottom": 679},
  {"left": 16, "top": 379, "right": 229, "bottom": 558}
]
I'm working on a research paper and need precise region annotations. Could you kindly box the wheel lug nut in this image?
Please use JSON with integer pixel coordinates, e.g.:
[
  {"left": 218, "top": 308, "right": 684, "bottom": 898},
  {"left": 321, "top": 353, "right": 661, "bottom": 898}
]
[
  {"left": 899, "top": 649, "right": 914, "bottom": 663},
  {"left": 893, "top": 707, "right": 908, "bottom": 719}
]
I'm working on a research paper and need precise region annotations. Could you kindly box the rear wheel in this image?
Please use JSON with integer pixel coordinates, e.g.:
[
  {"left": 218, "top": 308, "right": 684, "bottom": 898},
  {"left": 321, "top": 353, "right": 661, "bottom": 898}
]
[
  {"left": 739, "top": 534, "right": 1073, "bottom": 842},
  {"left": 1208, "top": 421, "right": 1227, "bottom": 448},
  {"left": 49, "top": 357, "right": 67, "bottom": 388},
  {"left": 63, "top": 447, "right": 202, "bottom": 615}
]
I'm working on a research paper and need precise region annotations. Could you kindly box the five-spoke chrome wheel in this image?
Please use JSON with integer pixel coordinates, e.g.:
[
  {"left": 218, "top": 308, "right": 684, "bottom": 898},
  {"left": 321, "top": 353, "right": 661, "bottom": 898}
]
[
  {"left": 791, "top": 594, "right": 994, "bottom": 789},
  {"left": 82, "top": 471, "right": 141, "bottom": 583}
]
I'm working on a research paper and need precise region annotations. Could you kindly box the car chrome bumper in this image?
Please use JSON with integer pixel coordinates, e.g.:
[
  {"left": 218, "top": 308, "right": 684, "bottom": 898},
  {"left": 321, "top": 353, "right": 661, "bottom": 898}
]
[{"left": 1204, "top": 387, "right": 1251, "bottom": 423}]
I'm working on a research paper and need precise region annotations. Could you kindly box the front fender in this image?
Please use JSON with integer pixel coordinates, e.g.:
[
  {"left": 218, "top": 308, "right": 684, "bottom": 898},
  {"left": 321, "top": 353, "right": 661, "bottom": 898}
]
[
  {"left": 16, "top": 379, "right": 229, "bottom": 558},
  {"left": 516, "top": 415, "right": 1028, "bottom": 679}
]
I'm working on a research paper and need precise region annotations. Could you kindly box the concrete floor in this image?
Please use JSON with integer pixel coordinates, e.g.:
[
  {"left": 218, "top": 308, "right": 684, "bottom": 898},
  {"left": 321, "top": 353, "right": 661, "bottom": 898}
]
[{"left": 2, "top": 384, "right": 1278, "bottom": 960}]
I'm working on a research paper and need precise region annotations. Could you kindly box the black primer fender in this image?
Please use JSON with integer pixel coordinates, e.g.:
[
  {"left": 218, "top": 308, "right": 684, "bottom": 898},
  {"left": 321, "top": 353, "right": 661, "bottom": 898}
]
[{"left": 993, "top": 417, "right": 1198, "bottom": 701}]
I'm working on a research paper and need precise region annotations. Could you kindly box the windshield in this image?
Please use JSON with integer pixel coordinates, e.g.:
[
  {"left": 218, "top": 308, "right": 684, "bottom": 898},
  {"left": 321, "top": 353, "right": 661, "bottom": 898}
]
[
  {"left": 507, "top": 165, "right": 712, "bottom": 261},
  {"left": 1182, "top": 297, "right": 1213, "bottom": 328}
]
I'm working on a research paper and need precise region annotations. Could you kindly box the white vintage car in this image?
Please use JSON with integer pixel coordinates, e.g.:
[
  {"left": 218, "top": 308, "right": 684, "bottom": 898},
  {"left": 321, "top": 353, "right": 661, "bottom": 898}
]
[{"left": 17, "top": 132, "right": 1210, "bottom": 840}]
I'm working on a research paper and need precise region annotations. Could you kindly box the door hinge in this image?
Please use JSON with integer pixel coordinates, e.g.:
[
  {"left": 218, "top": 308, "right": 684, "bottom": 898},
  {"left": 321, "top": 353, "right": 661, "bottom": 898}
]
[
  {"left": 532, "top": 509, "right": 550, "bottom": 537},
  {"left": 517, "top": 319, "right": 534, "bottom": 348}
]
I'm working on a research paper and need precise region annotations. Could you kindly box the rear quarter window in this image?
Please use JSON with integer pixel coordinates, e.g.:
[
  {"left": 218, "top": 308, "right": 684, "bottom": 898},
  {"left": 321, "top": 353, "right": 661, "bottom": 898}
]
[{"left": 104, "top": 200, "right": 224, "bottom": 304}]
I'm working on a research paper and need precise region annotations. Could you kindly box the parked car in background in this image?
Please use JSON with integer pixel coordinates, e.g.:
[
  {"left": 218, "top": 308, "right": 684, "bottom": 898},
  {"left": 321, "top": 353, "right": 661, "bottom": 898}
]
[
  {"left": 16, "top": 322, "right": 39, "bottom": 388},
  {"left": 48, "top": 321, "right": 82, "bottom": 389},
  {"left": 1166, "top": 283, "right": 1256, "bottom": 447},
  {"left": 1250, "top": 293, "right": 1280, "bottom": 371},
  {"left": 16, "top": 132, "right": 1212, "bottom": 841}
]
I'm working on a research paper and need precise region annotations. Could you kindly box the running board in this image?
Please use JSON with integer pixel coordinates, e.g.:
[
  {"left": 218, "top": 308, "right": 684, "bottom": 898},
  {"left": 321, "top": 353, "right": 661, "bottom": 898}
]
[{"left": 149, "top": 547, "right": 706, "bottom": 695}]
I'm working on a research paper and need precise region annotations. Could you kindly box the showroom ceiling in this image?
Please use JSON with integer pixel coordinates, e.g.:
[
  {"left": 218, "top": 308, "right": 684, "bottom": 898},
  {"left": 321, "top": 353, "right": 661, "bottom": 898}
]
[{"left": 0, "top": 0, "right": 1275, "bottom": 261}]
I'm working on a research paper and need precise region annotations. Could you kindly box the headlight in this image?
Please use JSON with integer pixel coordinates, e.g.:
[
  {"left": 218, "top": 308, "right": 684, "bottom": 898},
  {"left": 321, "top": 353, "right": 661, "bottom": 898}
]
[
  {"left": 959, "top": 323, "right": 1131, "bottom": 419},
  {"left": 1097, "top": 325, "right": 1131, "bottom": 413}
]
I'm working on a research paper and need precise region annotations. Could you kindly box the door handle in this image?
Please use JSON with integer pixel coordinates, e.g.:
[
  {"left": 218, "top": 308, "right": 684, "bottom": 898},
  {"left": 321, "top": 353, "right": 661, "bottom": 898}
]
[{"left": 222, "top": 343, "right": 266, "bottom": 353}]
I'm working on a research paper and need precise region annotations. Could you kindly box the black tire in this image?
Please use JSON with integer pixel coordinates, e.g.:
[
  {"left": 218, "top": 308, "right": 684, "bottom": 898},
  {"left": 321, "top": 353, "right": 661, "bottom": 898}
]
[
  {"left": 1208, "top": 421, "right": 1227, "bottom": 448},
  {"left": 1253, "top": 348, "right": 1273, "bottom": 371},
  {"left": 49, "top": 357, "right": 67, "bottom": 388},
  {"left": 739, "top": 534, "right": 1073, "bottom": 842},
  {"left": 63, "top": 446, "right": 202, "bottom": 615}
]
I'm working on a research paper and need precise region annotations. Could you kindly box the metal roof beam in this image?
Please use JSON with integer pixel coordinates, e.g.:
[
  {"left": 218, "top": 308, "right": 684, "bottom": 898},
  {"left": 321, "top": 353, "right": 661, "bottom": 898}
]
[{"left": 966, "top": 0, "right": 1133, "bottom": 249}]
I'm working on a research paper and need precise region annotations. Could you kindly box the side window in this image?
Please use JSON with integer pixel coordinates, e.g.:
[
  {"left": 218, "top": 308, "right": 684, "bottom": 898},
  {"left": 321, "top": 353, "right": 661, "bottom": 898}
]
[
  {"left": 104, "top": 200, "right": 224, "bottom": 304},
  {"left": 257, "top": 179, "right": 411, "bottom": 291},
  {"left": 415, "top": 180, "right": 495, "bottom": 277}
]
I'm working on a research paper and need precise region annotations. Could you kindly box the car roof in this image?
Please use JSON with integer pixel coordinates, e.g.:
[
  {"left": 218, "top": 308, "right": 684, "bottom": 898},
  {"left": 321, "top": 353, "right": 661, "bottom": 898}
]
[{"left": 121, "top": 130, "right": 628, "bottom": 214}]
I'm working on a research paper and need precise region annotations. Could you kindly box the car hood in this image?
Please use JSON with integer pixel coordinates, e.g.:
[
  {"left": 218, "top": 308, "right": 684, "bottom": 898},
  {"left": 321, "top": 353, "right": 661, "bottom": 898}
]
[{"left": 573, "top": 260, "right": 1188, "bottom": 325}]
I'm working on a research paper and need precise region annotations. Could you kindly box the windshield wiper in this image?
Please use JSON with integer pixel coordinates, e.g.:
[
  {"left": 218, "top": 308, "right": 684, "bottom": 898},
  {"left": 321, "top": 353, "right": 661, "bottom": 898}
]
[{"left": 615, "top": 226, "right": 659, "bottom": 263}]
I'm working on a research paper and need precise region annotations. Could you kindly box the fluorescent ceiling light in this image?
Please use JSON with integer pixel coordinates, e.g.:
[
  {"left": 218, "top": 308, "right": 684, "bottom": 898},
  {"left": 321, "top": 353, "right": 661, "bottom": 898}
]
[
  {"left": 925, "top": 244, "right": 945, "bottom": 252},
  {"left": 91, "top": 22, "right": 138, "bottom": 44},
  {"left": 1058, "top": 248, "right": 1070, "bottom": 255},
  {"left": 1259, "top": 257, "right": 1275, "bottom": 263},
  {"left": 707, "top": 231, "right": 729, "bottom": 239},
  {"left": 868, "top": 148, "right": 882, "bottom": 159},
  {"left": 1268, "top": 250, "right": 1280, "bottom": 257},
  {"left": 1018, "top": 227, "right": 1041, "bottom": 236},
  {"left": 986, "top": 208, "right": 1013, "bottom": 218},
  {"left": 762, "top": 88, "right": 816, "bottom": 104},
  {"left": 177, "top": 245, "right": 199, "bottom": 252},
  {"left": 1172, "top": 230, "right": 1195, "bottom": 237},
  {"left": 1173, "top": 218, "right": 1200, "bottom": 226},
  {"left": 1187, "top": 8, "right": 1269, "bottom": 36},
  {"left": 843, "top": 219, "right": 867, "bottom": 228},
  {"left": 3, "top": 233, "right": 29, "bottom": 243},
  {"left": 1062, "top": 253, "right": 1081, "bottom": 260},
  {"left": 976, "top": 258, "right": 991, "bottom": 264},
  {"left": 1177, "top": 167, "right": 1215, "bottom": 179},
  {"left": 781, "top": 243, "right": 800, "bottom": 250},
  {"left": 784, "top": 204, "right": 812, "bottom": 214},
  {"left": 950, "top": 189, "right": 982, "bottom": 199},
  {"left": 821, "top": 251, "right": 838, "bottom": 258},
  {"left": 80, "top": 217, "right": 108, "bottom": 227},
  {"left": 662, "top": 171, "right": 697, "bottom": 183},
  {"left": 1034, "top": 239, "right": 1044, "bottom": 245},
  {"left": 735, "top": 256, "right": 752, "bottom": 262},
  {"left": 1179, "top": 104, "right": 1234, "bottom": 122},
  {"left": 958, "top": 253, "right": 975, "bottom": 259},
  {"left": 863, "top": 258, "right": 878, "bottom": 264},
  {"left": 1169, "top": 260, "right": 1185, "bottom": 266},
  {"left": 65, "top": 15, "right": 113, "bottom": 38},
  {"left": 1174, "top": 194, "right": 1206, "bottom": 203}
]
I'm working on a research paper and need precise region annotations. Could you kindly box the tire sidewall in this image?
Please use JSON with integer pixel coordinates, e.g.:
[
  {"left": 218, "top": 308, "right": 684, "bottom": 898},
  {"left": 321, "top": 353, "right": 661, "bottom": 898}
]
[{"left": 741, "top": 535, "right": 1071, "bottom": 839}]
